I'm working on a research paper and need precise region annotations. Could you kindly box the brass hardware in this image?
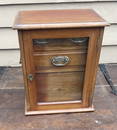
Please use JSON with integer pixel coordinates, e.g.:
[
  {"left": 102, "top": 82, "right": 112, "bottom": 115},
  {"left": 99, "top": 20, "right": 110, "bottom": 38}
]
[
  {"left": 70, "top": 37, "right": 88, "bottom": 43},
  {"left": 33, "top": 39, "right": 48, "bottom": 45},
  {"left": 51, "top": 56, "right": 70, "bottom": 67},
  {"left": 28, "top": 74, "right": 34, "bottom": 81}
]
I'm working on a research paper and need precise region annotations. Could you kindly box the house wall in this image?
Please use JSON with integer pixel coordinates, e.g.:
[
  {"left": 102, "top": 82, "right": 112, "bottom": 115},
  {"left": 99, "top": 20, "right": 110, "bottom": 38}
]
[{"left": 0, "top": 0, "right": 117, "bottom": 66}]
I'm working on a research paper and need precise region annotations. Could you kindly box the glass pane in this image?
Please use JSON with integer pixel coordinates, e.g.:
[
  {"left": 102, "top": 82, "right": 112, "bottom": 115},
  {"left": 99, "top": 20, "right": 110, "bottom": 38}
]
[
  {"left": 32, "top": 37, "right": 89, "bottom": 103},
  {"left": 36, "top": 71, "right": 84, "bottom": 102},
  {"left": 33, "top": 37, "right": 88, "bottom": 51}
]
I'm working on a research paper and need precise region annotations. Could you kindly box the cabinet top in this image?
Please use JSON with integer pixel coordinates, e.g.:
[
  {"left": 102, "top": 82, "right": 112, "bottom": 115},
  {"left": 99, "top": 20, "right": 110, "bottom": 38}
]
[{"left": 13, "top": 9, "right": 109, "bottom": 30}]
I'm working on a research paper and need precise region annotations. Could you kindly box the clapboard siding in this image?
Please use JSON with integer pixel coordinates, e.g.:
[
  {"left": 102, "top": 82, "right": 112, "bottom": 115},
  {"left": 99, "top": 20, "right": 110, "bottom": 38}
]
[
  {"left": 0, "top": 2, "right": 117, "bottom": 27},
  {"left": 100, "top": 46, "right": 117, "bottom": 63},
  {"left": 0, "top": 1, "right": 117, "bottom": 65},
  {"left": 103, "top": 25, "right": 117, "bottom": 46},
  {"left": 0, "top": 28, "right": 19, "bottom": 49},
  {"left": 0, "top": 50, "right": 20, "bottom": 66},
  {"left": 0, "top": 0, "right": 116, "bottom": 5},
  {"left": 0, "top": 25, "right": 117, "bottom": 49}
]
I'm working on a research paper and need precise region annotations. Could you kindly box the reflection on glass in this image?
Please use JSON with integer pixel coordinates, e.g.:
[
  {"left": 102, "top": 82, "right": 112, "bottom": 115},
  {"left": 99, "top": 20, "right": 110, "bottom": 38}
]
[
  {"left": 33, "top": 37, "right": 88, "bottom": 51},
  {"left": 33, "top": 37, "right": 89, "bottom": 103}
]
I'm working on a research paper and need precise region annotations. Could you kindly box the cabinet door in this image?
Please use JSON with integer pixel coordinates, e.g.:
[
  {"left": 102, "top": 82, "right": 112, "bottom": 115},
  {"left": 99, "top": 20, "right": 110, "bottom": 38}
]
[
  {"left": 20, "top": 28, "right": 103, "bottom": 114},
  {"left": 32, "top": 37, "right": 88, "bottom": 103}
]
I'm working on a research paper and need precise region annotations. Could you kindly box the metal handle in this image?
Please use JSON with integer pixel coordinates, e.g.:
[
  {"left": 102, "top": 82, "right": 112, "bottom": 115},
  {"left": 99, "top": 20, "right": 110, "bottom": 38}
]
[
  {"left": 51, "top": 56, "right": 70, "bottom": 67},
  {"left": 70, "top": 37, "right": 88, "bottom": 44},
  {"left": 33, "top": 39, "right": 48, "bottom": 45}
]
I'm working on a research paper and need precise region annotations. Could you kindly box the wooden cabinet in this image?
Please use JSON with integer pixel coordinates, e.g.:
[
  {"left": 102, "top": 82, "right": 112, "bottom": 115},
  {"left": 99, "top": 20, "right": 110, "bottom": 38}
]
[{"left": 13, "top": 9, "right": 108, "bottom": 115}]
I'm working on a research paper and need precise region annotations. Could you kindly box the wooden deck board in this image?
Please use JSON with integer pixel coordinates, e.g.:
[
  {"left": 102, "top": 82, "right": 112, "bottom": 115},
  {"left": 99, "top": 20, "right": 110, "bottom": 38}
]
[{"left": 0, "top": 64, "right": 117, "bottom": 130}]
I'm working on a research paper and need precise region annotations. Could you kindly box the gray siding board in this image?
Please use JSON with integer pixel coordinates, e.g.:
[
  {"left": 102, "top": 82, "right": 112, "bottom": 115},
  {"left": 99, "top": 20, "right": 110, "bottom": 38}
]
[
  {"left": 0, "top": 1, "right": 116, "bottom": 65},
  {"left": 0, "top": 2, "right": 117, "bottom": 27},
  {"left": 0, "top": 25, "right": 117, "bottom": 49},
  {"left": 0, "top": 0, "right": 116, "bottom": 5}
]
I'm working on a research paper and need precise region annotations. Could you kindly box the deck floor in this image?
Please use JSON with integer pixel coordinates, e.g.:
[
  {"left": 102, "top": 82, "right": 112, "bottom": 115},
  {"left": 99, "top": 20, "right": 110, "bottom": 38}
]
[{"left": 0, "top": 64, "right": 117, "bottom": 130}]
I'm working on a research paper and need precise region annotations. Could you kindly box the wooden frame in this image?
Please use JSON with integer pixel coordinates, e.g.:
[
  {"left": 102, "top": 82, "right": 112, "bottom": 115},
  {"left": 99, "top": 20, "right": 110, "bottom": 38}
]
[
  {"left": 14, "top": 9, "right": 108, "bottom": 115},
  {"left": 18, "top": 28, "right": 104, "bottom": 115}
]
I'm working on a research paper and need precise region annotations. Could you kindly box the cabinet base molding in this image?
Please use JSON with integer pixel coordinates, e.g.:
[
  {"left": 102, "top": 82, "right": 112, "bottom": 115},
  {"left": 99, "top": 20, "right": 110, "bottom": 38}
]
[{"left": 25, "top": 104, "right": 94, "bottom": 116}]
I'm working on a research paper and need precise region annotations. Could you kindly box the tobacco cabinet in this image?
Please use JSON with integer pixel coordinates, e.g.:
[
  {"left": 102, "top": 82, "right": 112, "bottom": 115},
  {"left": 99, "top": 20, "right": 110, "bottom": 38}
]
[{"left": 13, "top": 9, "right": 108, "bottom": 115}]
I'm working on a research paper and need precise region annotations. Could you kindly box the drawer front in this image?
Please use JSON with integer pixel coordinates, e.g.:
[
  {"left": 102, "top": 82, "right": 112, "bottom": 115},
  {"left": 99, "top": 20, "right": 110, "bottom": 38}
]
[
  {"left": 33, "top": 37, "right": 88, "bottom": 52},
  {"left": 36, "top": 71, "right": 84, "bottom": 103},
  {"left": 33, "top": 50, "right": 87, "bottom": 73}
]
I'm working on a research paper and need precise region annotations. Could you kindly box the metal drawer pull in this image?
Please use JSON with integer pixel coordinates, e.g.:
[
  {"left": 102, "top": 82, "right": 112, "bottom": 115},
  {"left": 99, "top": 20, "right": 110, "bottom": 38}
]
[
  {"left": 33, "top": 39, "right": 48, "bottom": 45},
  {"left": 51, "top": 56, "right": 70, "bottom": 67},
  {"left": 70, "top": 37, "right": 88, "bottom": 44}
]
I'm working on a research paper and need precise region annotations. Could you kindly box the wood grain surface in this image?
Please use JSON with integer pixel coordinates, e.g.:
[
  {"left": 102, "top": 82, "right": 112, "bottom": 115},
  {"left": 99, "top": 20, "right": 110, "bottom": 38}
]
[
  {"left": 36, "top": 71, "right": 84, "bottom": 102},
  {"left": 13, "top": 9, "right": 108, "bottom": 29},
  {"left": 15, "top": 9, "right": 107, "bottom": 114},
  {"left": 34, "top": 51, "right": 87, "bottom": 71}
]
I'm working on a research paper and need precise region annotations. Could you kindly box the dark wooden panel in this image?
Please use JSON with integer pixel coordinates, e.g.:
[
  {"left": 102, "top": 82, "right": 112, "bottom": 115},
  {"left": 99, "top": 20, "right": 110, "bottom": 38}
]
[{"left": 36, "top": 71, "right": 84, "bottom": 102}]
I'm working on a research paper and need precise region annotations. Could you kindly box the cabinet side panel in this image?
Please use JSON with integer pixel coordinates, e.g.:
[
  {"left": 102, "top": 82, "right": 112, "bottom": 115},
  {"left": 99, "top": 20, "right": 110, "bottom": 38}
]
[
  {"left": 82, "top": 27, "right": 104, "bottom": 107},
  {"left": 88, "top": 28, "right": 104, "bottom": 105},
  {"left": 18, "top": 30, "right": 30, "bottom": 111},
  {"left": 22, "top": 31, "right": 38, "bottom": 108}
]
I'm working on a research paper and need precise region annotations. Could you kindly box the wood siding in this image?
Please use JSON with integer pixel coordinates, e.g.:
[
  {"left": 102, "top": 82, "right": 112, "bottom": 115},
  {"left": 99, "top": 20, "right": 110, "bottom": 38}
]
[
  {"left": 0, "top": 2, "right": 117, "bottom": 27},
  {"left": 0, "top": 0, "right": 116, "bottom": 5},
  {"left": 0, "top": 1, "right": 117, "bottom": 65}
]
